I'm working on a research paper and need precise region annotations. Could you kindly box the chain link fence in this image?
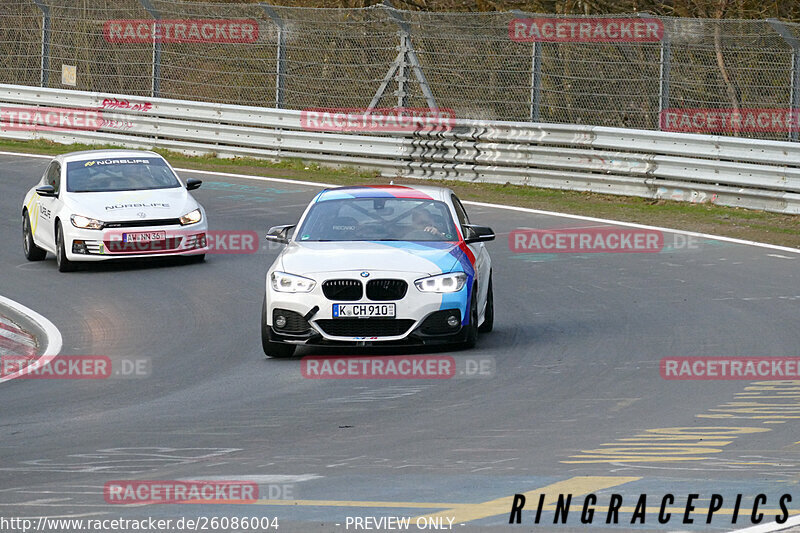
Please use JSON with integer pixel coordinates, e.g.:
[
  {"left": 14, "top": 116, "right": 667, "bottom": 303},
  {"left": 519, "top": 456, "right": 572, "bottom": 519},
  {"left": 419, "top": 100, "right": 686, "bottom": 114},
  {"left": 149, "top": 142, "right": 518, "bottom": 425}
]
[{"left": 1, "top": 0, "right": 799, "bottom": 140}]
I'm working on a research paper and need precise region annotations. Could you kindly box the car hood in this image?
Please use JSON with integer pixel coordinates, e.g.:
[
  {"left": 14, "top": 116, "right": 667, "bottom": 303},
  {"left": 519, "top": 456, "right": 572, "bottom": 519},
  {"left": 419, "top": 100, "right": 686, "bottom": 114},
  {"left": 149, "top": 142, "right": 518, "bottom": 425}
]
[
  {"left": 63, "top": 188, "right": 198, "bottom": 222},
  {"left": 278, "top": 241, "right": 465, "bottom": 276}
]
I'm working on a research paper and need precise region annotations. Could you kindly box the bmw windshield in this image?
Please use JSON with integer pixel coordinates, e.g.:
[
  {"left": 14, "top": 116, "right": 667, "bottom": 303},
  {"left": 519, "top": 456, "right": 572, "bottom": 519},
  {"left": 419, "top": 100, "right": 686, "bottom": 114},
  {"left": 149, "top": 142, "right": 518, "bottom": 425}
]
[
  {"left": 297, "top": 197, "right": 459, "bottom": 242},
  {"left": 66, "top": 157, "right": 181, "bottom": 193}
]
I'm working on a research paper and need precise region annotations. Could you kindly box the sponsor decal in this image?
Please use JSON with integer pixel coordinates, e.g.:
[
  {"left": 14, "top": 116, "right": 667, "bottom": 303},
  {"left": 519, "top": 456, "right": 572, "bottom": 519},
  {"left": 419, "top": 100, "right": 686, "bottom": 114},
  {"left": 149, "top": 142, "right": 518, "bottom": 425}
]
[
  {"left": 100, "top": 98, "right": 152, "bottom": 112},
  {"left": 660, "top": 108, "right": 800, "bottom": 133},
  {"left": 86, "top": 158, "right": 150, "bottom": 167},
  {"left": 661, "top": 357, "right": 800, "bottom": 380},
  {"left": 300, "top": 107, "right": 456, "bottom": 133},
  {"left": 103, "top": 19, "right": 259, "bottom": 44},
  {"left": 104, "top": 202, "right": 169, "bottom": 211},
  {"left": 509, "top": 17, "right": 664, "bottom": 42}
]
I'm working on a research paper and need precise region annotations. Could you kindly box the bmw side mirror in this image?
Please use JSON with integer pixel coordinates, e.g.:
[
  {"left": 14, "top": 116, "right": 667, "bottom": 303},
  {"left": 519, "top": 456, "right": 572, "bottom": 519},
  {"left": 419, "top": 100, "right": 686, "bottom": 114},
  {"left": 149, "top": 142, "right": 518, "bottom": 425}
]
[
  {"left": 35, "top": 185, "right": 57, "bottom": 197},
  {"left": 186, "top": 178, "right": 202, "bottom": 191},
  {"left": 266, "top": 224, "right": 296, "bottom": 244},
  {"left": 463, "top": 224, "right": 495, "bottom": 244}
]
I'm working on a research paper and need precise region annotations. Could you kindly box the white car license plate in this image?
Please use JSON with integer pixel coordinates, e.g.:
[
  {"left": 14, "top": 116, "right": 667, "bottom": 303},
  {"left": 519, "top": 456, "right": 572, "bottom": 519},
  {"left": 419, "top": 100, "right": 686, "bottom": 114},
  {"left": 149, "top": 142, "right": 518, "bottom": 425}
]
[
  {"left": 123, "top": 231, "right": 166, "bottom": 242},
  {"left": 332, "top": 303, "right": 396, "bottom": 318}
]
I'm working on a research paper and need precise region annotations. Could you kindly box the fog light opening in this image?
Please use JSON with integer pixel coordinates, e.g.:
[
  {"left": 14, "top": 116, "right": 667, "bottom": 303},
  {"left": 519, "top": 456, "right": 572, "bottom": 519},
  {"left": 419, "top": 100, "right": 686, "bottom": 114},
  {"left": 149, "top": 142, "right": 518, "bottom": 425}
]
[
  {"left": 446, "top": 314, "right": 460, "bottom": 328},
  {"left": 275, "top": 315, "right": 287, "bottom": 328},
  {"left": 72, "top": 240, "right": 88, "bottom": 254}
]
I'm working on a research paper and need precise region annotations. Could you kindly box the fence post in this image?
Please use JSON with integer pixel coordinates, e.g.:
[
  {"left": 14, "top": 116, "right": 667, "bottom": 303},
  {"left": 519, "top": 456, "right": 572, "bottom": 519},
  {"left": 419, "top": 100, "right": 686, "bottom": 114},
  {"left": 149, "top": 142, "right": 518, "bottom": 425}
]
[
  {"left": 396, "top": 33, "right": 409, "bottom": 108},
  {"left": 767, "top": 19, "right": 800, "bottom": 142},
  {"left": 31, "top": 0, "right": 50, "bottom": 87},
  {"left": 260, "top": 4, "right": 286, "bottom": 109},
  {"left": 137, "top": 0, "right": 161, "bottom": 98},
  {"left": 529, "top": 41, "right": 541, "bottom": 122},
  {"left": 382, "top": 1, "right": 437, "bottom": 110},
  {"left": 511, "top": 11, "right": 540, "bottom": 122},
  {"left": 659, "top": 22, "right": 670, "bottom": 126}
]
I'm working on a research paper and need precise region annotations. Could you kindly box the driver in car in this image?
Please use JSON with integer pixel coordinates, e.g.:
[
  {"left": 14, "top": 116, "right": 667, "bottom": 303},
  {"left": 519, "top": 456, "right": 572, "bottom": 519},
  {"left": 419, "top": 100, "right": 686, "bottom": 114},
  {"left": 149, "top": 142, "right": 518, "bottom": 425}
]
[{"left": 407, "top": 207, "right": 445, "bottom": 239}]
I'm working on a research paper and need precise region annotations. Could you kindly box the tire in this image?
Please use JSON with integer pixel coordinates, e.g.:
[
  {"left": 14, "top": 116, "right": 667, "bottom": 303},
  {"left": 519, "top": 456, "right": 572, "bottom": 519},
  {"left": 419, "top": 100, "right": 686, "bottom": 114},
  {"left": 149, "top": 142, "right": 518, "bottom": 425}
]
[
  {"left": 22, "top": 211, "right": 46, "bottom": 261},
  {"left": 461, "top": 284, "right": 479, "bottom": 349},
  {"left": 55, "top": 222, "right": 76, "bottom": 273},
  {"left": 261, "top": 297, "right": 295, "bottom": 358},
  {"left": 479, "top": 274, "right": 494, "bottom": 333},
  {"left": 188, "top": 253, "right": 205, "bottom": 263}
]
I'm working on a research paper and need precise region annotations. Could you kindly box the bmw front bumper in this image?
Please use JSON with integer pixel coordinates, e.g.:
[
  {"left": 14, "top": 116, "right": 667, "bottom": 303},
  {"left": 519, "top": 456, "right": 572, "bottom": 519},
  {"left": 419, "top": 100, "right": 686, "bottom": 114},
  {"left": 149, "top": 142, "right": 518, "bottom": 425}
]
[{"left": 264, "top": 270, "right": 471, "bottom": 346}]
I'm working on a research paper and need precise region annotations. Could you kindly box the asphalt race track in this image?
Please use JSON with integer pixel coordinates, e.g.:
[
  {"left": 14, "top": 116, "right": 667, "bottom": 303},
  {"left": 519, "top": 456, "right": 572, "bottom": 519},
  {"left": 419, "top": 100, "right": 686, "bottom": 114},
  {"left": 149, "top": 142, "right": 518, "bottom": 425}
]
[{"left": 1, "top": 151, "right": 799, "bottom": 532}]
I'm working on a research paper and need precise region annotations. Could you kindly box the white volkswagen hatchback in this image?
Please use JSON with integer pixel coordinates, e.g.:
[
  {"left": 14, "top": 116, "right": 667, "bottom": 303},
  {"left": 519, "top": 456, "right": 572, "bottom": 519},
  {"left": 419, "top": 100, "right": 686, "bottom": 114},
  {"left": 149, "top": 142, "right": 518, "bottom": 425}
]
[
  {"left": 21, "top": 149, "right": 208, "bottom": 271},
  {"left": 261, "top": 185, "right": 495, "bottom": 358}
]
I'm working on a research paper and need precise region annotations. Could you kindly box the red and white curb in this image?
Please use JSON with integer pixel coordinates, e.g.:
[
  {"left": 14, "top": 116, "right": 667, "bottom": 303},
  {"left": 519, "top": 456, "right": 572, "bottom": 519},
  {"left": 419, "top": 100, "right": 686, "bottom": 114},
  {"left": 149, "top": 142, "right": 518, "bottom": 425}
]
[
  {"left": 0, "top": 295, "right": 62, "bottom": 383},
  {"left": 0, "top": 315, "right": 37, "bottom": 357}
]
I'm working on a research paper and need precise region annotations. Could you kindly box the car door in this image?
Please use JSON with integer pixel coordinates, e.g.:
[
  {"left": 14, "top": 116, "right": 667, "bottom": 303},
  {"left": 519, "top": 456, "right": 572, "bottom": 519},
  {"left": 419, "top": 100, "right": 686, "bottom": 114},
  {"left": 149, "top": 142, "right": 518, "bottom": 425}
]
[
  {"left": 35, "top": 161, "right": 61, "bottom": 249},
  {"left": 452, "top": 194, "right": 490, "bottom": 308}
]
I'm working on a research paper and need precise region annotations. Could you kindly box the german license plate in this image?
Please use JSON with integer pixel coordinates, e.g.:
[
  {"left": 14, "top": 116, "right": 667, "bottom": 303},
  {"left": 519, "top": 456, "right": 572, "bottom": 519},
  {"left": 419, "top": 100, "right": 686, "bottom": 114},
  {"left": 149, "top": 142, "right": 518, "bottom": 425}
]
[
  {"left": 123, "top": 231, "right": 165, "bottom": 242},
  {"left": 332, "top": 303, "right": 396, "bottom": 318}
]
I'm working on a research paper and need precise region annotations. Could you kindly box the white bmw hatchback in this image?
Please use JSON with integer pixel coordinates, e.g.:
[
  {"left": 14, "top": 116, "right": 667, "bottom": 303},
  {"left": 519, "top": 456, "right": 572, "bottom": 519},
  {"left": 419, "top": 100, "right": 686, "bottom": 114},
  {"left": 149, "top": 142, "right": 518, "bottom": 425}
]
[
  {"left": 261, "top": 184, "right": 495, "bottom": 358},
  {"left": 21, "top": 149, "right": 208, "bottom": 271}
]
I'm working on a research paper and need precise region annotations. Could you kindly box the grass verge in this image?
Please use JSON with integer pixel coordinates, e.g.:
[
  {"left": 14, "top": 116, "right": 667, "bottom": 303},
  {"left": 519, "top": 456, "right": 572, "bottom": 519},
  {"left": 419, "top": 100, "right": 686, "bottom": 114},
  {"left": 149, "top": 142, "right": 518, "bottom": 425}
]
[{"left": 2, "top": 138, "right": 798, "bottom": 249}]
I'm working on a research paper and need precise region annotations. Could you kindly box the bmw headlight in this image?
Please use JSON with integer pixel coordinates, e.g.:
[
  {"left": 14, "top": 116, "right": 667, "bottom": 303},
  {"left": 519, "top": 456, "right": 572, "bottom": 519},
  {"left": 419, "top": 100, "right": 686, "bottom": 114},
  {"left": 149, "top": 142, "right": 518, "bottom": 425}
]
[
  {"left": 179, "top": 208, "right": 202, "bottom": 225},
  {"left": 70, "top": 214, "right": 104, "bottom": 230},
  {"left": 415, "top": 272, "right": 467, "bottom": 293},
  {"left": 271, "top": 271, "right": 316, "bottom": 293}
]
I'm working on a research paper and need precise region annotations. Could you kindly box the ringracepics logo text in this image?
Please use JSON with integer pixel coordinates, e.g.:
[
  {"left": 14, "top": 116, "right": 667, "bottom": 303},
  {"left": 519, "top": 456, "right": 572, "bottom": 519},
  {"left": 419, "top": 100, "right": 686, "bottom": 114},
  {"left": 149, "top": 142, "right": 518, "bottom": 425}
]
[{"left": 509, "top": 492, "right": 793, "bottom": 526}]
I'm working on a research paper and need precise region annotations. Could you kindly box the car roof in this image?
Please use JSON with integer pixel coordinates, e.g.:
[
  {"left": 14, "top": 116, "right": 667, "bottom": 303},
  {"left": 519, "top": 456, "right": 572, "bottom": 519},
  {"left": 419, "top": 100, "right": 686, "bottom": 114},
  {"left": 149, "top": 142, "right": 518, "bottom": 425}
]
[
  {"left": 56, "top": 149, "right": 163, "bottom": 164},
  {"left": 315, "top": 184, "right": 453, "bottom": 202}
]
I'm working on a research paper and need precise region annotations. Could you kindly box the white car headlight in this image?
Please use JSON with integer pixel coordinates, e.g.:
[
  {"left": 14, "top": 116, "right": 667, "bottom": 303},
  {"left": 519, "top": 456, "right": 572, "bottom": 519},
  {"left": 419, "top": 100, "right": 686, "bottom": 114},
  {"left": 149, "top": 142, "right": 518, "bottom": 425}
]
[
  {"left": 179, "top": 208, "right": 202, "bottom": 225},
  {"left": 415, "top": 272, "right": 467, "bottom": 293},
  {"left": 70, "top": 214, "right": 104, "bottom": 230},
  {"left": 271, "top": 271, "right": 316, "bottom": 293}
]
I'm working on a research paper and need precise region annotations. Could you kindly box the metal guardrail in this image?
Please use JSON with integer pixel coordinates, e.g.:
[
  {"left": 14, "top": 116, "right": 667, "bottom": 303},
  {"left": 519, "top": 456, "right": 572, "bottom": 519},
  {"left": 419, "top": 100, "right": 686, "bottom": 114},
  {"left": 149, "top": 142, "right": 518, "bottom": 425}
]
[{"left": 0, "top": 83, "right": 798, "bottom": 214}]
